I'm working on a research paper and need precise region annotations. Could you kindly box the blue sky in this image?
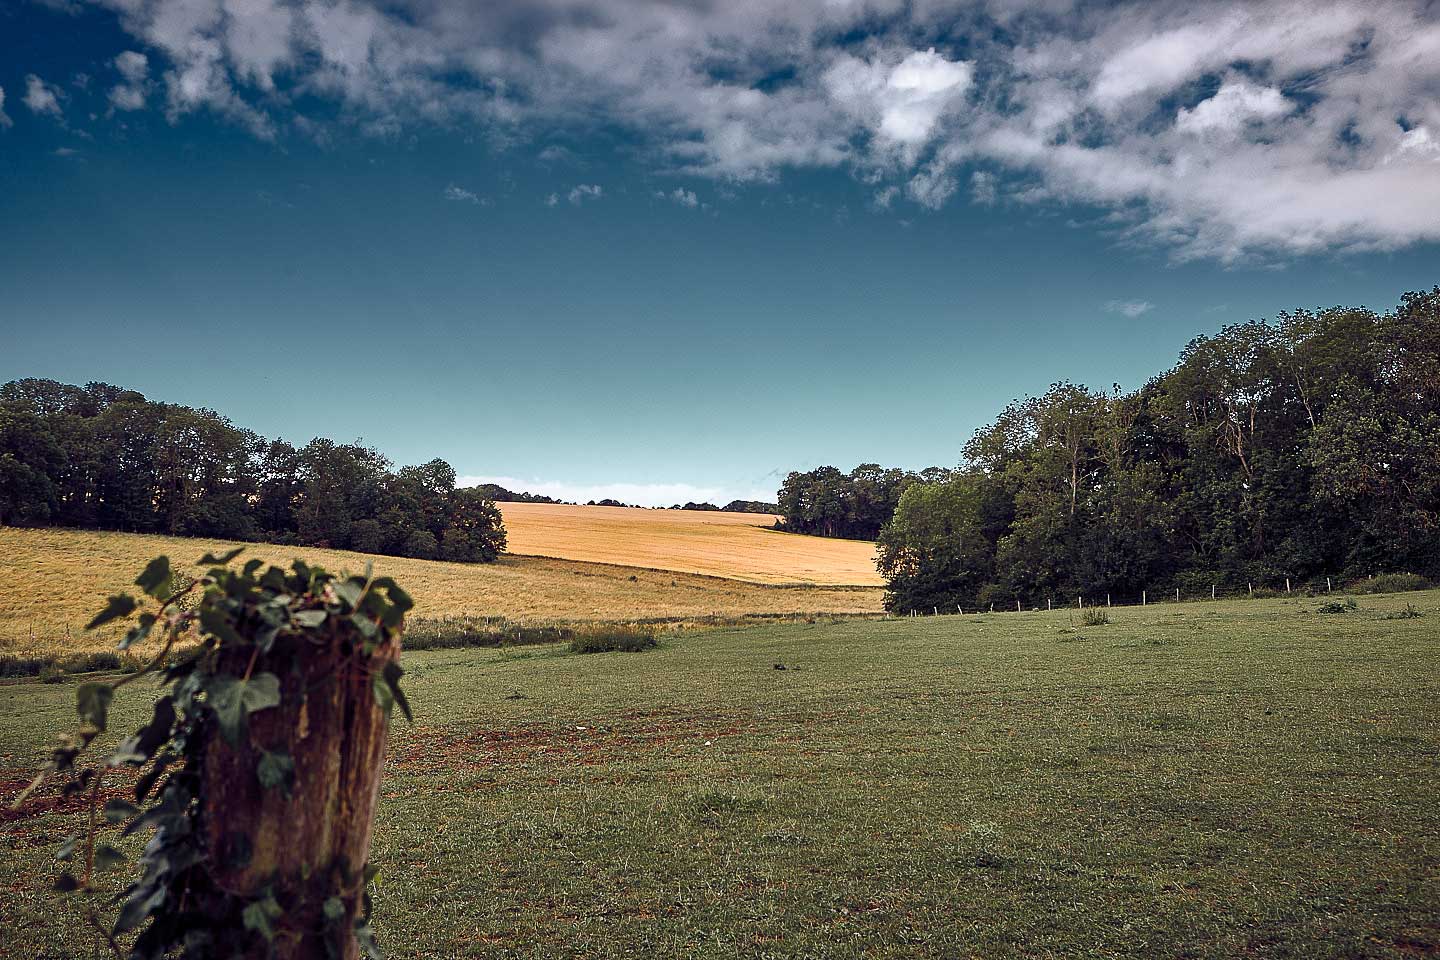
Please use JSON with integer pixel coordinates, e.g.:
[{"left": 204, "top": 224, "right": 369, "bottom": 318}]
[{"left": 2, "top": 0, "right": 1437, "bottom": 505}]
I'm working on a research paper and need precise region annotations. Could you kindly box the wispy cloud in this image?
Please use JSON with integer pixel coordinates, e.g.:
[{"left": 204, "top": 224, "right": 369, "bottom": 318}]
[
  {"left": 458, "top": 475, "right": 772, "bottom": 509},
  {"left": 656, "top": 187, "right": 699, "bottom": 208},
  {"left": 442, "top": 184, "right": 489, "bottom": 205},
  {"left": 0, "top": 87, "right": 11, "bottom": 130},
  {"left": 567, "top": 183, "right": 603, "bottom": 205},
  {"left": 23, "top": 74, "right": 64, "bottom": 118},
  {"left": 23, "top": 0, "right": 1440, "bottom": 261},
  {"left": 1105, "top": 299, "right": 1156, "bottom": 318}
]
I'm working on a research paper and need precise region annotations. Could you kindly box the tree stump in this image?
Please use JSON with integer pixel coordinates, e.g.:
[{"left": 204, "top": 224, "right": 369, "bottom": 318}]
[{"left": 202, "top": 635, "right": 399, "bottom": 960}]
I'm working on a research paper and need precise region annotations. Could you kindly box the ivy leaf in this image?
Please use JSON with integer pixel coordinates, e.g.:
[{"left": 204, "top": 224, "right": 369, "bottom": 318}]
[
  {"left": 355, "top": 919, "right": 384, "bottom": 960},
  {"left": 134, "top": 556, "right": 172, "bottom": 599},
  {"left": 118, "top": 613, "right": 157, "bottom": 651},
  {"left": 198, "top": 546, "right": 245, "bottom": 566},
  {"left": 208, "top": 673, "right": 282, "bottom": 745},
  {"left": 242, "top": 892, "right": 283, "bottom": 941},
  {"left": 94, "top": 844, "right": 126, "bottom": 872},
  {"left": 77, "top": 682, "right": 114, "bottom": 731},
  {"left": 292, "top": 610, "right": 327, "bottom": 629},
  {"left": 103, "top": 798, "right": 141, "bottom": 823},
  {"left": 371, "top": 661, "right": 412, "bottom": 723},
  {"left": 114, "top": 882, "right": 166, "bottom": 934},
  {"left": 257, "top": 750, "right": 295, "bottom": 794},
  {"left": 86, "top": 594, "right": 137, "bottom": 631},
  {"left": 199, "top": 606, "right": 244, "bottom": 646},
  {"left": 332, "top": 580, "right": 363, "bottom": 610}
]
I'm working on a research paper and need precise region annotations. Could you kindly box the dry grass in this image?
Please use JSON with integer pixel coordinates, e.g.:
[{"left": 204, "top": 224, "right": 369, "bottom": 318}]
[
  {"left": 499, "top": 502, "right": 882, "bottom": 585},
  {"left": 0, "top": 527, "right": 884, "bottom": 659}
]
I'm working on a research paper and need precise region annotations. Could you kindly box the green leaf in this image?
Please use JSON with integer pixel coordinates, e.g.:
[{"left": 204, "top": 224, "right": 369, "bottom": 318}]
[
  {"left": 103, "top": 799, "right": 140, "bottom": 823},
  {"left": 199, "top": 606, "right": 244, "bottom": 646},
  {"left": 134, "top": 556, "right": 172, "bottom": 599},
  {"left": 256, "top": 750, "right": 295, "bottom": 793},
  {"left": 118, "top": 613, "right": 157, "bottom": 651},
  {"left": 198, "top": 546, "right": 245, "bottom": 566},
  {"left": 292, "top": 609, "right": 327, "bottom": 628},
  {"left": 77, "top": 682, "right": 114, "bottom": 731},
  {"left": 208, "top": 673, "right": 282, "bottom": 745},
  {"left": 355, "top": 918, "right": 384, "bottom": 960},
  {"left": 372, "top": 661, "right": 412, "bottom": 723},
  {"left": 94, "top": 844, "right": 126, "bottom": 872},
  {"left": 332, "top": 580, "right": 363, "bottom": 610},
  {"left": 323, "top": 897, "right": 346, "bottom": 923},
  {"left": 86, "top": 594, "right": 137, "bottom": 631},
  {"left": 242, "top": 892, "right": 283, "bottom": 941}
]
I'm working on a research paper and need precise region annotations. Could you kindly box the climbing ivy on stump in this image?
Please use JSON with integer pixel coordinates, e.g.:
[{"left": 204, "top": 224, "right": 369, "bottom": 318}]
[{"left": 16, "top": 548, "right": 414, "bottom": 959}]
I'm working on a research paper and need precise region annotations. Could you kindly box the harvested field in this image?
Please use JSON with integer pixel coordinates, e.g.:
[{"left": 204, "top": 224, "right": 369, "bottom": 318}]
[
  {"left": 498, "top": 501, "right": 882, "bottom": 585},
  {"left": 0, "top": 527, "right": 884, "bottom": 660}
]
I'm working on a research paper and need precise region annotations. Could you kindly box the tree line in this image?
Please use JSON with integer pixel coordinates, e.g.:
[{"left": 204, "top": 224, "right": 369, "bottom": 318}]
[
  {"left": 0, "top": 379, "right": 506, "bottom": 562},
  {"left": 877, "top": 288, "right": 1440, "bottom": 613},
  {"left": 777, "top": 464, "right": 953, "bottom": 539}
]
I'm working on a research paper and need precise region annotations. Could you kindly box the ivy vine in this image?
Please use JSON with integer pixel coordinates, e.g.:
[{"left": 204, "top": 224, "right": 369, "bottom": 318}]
[{"left": 16, "top": 549, "right": 414, "bottom": 959}]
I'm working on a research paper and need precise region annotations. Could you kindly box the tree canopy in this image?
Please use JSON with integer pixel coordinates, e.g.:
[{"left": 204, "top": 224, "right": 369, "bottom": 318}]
[
  {"left": 877, "top": 288, "right": 1440, "bottom": 612},
  {"left": 0, "top": 380, "right": 506, "bottom": 563}
]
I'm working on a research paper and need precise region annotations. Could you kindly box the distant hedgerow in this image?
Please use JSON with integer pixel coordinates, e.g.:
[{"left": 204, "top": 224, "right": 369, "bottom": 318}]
[{"left": 569, "top": 627, "right": 657, "bottom": 654}]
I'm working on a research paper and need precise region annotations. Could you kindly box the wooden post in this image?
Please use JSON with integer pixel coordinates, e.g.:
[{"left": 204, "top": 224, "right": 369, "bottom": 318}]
[
  {"left": 934, "top": 606, "right": 938, "bottom": 616},
  {"left": 1078, "top": 596, "right": 1083, "bottom": 610},
  {"left": 1286, "top": 578, "right": 1291, "bottom": 594},
  {"left": 1212, "top": 584, "right": 1216, "bottom": 600},
  {"left": 1175, "top": 587, "right": 1180, "bottom": 603},
  {"left": 1016, "top": 599, "right": 1021, "bottom": 612},
  {"left": 1327, "top": 577, "right": 1332, "bottom": 593},
  {"left": 1047, "top": 598, "right": 1052, "bottom": 611},
  {"left": 203, "top": 637, "right": 399, "bottom": 960},
  {"left": 1142, "top": 590, "right": 1147, "bottom": 606},
  {"left": 1106, "top": 593, "right": 1111, "bottom": 608},
  {"left": 1249, "top": 583, "right": 1253, "bottom": 598}
]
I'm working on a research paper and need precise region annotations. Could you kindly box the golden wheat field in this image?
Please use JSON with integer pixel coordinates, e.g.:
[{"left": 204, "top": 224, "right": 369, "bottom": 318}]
[
  {"left": 499, "top": 502, "right": 882, "bottom": 585},
  {"left": 0, "top": 527, "right": 884, "bottom": 659}
]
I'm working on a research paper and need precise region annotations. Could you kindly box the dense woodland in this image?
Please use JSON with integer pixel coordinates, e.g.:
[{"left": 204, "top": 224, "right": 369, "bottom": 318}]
[
  {"left": 0, "top": 379, "right": 506, "bottom": 563},
  {"left": 877, "top": 288, "right": 1440, "bottom": 612},
  {"left": 777, "top": 465, "right": 952, "bottom": 539}
]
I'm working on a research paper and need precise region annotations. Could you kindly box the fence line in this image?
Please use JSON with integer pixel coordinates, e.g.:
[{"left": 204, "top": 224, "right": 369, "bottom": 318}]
[{"left": 917, "top": 574, "right": 1360, "bottom": 616}]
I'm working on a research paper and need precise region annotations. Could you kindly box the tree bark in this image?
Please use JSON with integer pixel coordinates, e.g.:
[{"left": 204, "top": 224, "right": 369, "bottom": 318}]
[{"left": 201, "top": 634, "right": 398, "bottom": 960}]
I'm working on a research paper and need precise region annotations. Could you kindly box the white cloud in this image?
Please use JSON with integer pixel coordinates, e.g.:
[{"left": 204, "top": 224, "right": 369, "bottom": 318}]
[
  {"left": 458, "top": 476, "right": 772, "bottom": 509},
  {"left": 23, "top": 74, "right": 64, "bottom": 117},
  {"left": 970, "top": 170, "right": 998, "bottom": 205},
  {"left": 0, "top": 87, "right": 11, "bottom": 129},
  {"left": 544, "top": 192, "right": 559, "bottom": 207},
  {"left": 825, "top": 47, "right": 973, "bottom": 160},
  {"left": 1175, "top": 79, "right": 1291, "bottom": 137},
  {"left": 567, "top": 183, "right": 602, "bottom": 204},
  {"left": 109, "top": 50, "right": 150, "bottom": 111},
  {"left": 46, "top": 0, "right": 1440, "bottom": 261},
  {"left": 442, "top": 183, "right": 488, "bottom": 205},
  {"left": 1105, "top": 299, "right": 1156, "bottom": 318},
  {"left": 657, "top": 187, "right": 699, "bottom": 207}
]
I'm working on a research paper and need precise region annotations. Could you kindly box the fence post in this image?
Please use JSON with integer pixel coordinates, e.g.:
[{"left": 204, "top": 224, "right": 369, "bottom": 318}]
[
  {"left": 1047, "top": 598, "right": 1052, "bottom": 611},
  {"left": 1286, "top": 578, "right": 1291, "bottom": 594},
  {"left": 1175, "top": 587, "right": 1180, "bottom": 603},
  {"left": 934, "top": 606, "right": 939, "bottom": 616},
  {"left": 1078, "top": 596, "right": 1084, "bottom": 610},
  {"left": 1142, "top": 590, "right": 1147, "bottom": 606},
  {"left": 1106, "top": 593, "right": 1111, "bottom": 608},
  {"left": 1327, "top": 577, "right": 1332, "bottom": 593},
  {"left": 1212, "top": 584, "right": 1216, "bottom": 600},
  {"left": 1249, "top": 583, "right": 1253, "bottom": 598},
  {"left": 1016, "top": 600, "right": 1021, "bottom": 612}
]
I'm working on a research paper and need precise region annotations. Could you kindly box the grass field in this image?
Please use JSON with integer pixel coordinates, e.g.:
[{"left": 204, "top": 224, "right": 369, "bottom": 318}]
[
  {"left": 0, "top": 528, "right": 884, "bottom": 660},
  {"left": 3, "top": 591, "right": 1436, "bottom": 957},
  {"left": 499, "top": 502, "right": 883, "bottom": 585}
]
